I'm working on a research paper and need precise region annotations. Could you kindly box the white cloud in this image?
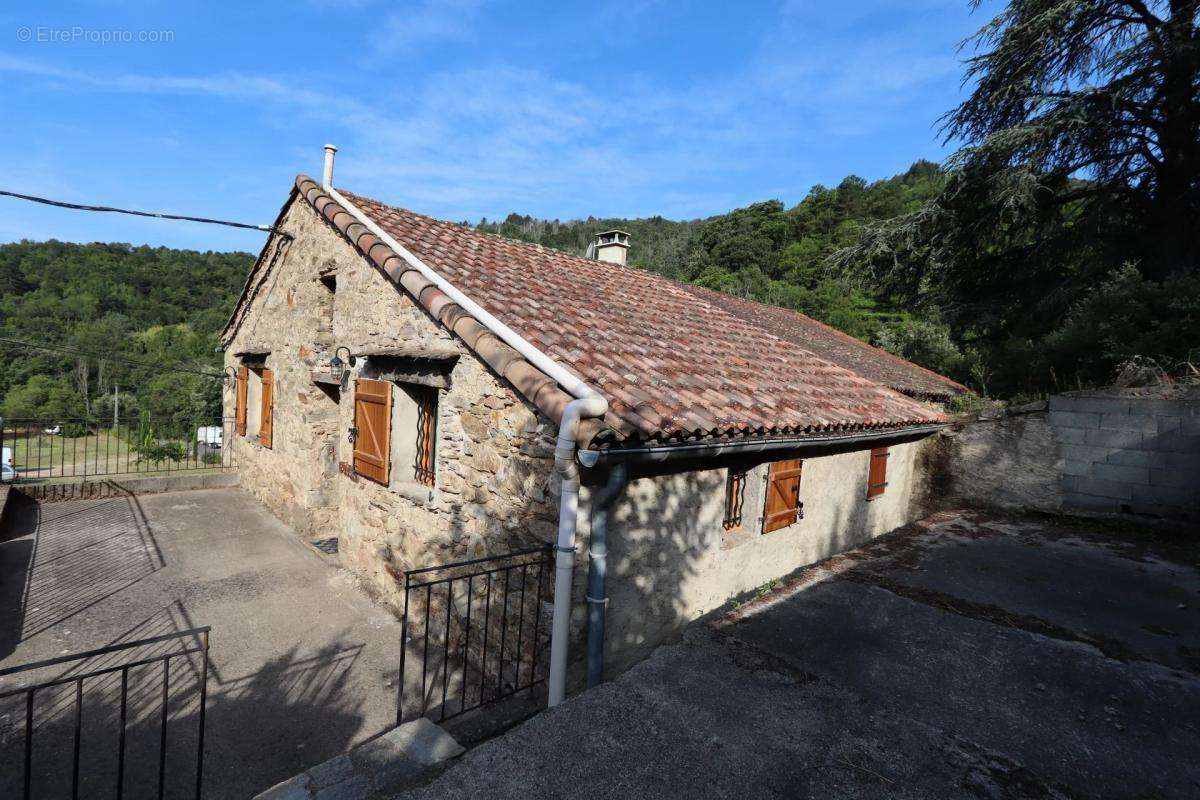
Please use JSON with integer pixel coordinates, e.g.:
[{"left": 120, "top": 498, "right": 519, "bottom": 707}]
[
  {"left": 370, "top": 0, "right": 487, "bottom": 54},
  {"left": 0, "top": 0, "right": 968, "bottom": 223}
]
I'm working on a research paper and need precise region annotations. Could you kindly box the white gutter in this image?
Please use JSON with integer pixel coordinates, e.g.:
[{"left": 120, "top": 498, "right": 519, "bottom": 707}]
[{"left": 322, "top": 176, "right": 606, "bottom": 707}]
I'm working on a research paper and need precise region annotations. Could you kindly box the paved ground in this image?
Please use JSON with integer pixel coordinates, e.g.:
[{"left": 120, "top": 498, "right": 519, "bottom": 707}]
[
  {"left": 404, "top": 510, "right": 1200, "bottom": 800},
  {"left": 0, "top": 487, "right": 403, "bottom": 799}
]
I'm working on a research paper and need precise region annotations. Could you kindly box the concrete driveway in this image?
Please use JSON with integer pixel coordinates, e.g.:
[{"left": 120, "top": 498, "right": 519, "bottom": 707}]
[
  {"left": 0, "top": 487, "right": 403, "bottom": 799},
  {"left": 404, "top": 511, "right": 1200, "bottom": 799}
]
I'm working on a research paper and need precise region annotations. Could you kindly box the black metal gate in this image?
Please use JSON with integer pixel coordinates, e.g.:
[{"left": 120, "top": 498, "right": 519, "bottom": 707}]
[
  {"left": 397, "top": 547, "right": 552, "bottom": 725},
  {"left": 0, "top": 628, "right": 210, "bottom": 800}
]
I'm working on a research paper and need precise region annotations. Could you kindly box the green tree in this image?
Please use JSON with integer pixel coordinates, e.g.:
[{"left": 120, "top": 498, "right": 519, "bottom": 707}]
[
  {"left": 947, "top": 0, "right": 1200, "bottom": 278},
  {"left": 2, "top": 374, "right": 86, "bottom": 419},
  {"left": 838, "top": 0, "right": 1199, "bottom": 395}
]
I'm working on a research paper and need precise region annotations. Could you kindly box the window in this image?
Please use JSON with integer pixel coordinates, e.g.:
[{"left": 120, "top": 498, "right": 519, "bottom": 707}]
[
  {"left": 414, "top": 387, "right": 437, "bottom": 487},
  {"left": 867, "top": 447, "right": 889, "bottom": 499},
  {"left": 317, "top": 272, "right": 336, "bottom": 335},
  {"left": 258, "top": 368, "right": 274, "bottom": 449},
  {"left": 235, "top": 366, "right": 248, "bottom": 436},
  {"left": 723, "top": 469, "right": 747, "bottom": 530},
  {"left": 763, "top": 459, "right": 803, "bottom": 533},
  {"left": 353, "top": 378, "right": 392, "bottom": 485},
  {"left": 353, "top": 378, "right": 439, "bottom": 489}
]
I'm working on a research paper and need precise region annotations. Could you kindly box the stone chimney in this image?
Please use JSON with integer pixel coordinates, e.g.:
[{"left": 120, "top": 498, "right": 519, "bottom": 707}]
[{"left": 592, "top": 230, "right": 630, "bottom": 265}]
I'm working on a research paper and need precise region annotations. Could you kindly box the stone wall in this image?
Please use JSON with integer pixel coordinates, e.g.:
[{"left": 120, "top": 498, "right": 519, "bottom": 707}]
[
  {"left": 224, "top": 198, "right": 561, "bottom": 608},
  {"left": 933, "top": 404, "right": 1064, "bottom": 513},
  {"left": 932, "top": 390, "right": 1199, "bottom": 522},
  {"left": 1050, "top": 391, "right": 1199, "bottom": 520}
]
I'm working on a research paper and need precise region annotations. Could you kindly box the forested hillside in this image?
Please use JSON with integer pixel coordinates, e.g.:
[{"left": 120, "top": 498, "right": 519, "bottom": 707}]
[{"left": 0, "top": 241, "right": 250, "bottom": 427}]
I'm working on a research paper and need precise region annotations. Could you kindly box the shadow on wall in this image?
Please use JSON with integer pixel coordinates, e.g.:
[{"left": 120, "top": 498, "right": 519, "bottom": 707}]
[
  {"left": 931, "top": 412, "right": 1064, "bottom": 514},
  {"left": 598, "top": 450, "right": 920, "bottom": 678},
  {"left": 602, "top": 467, "right": 721, "bottom": 673}
]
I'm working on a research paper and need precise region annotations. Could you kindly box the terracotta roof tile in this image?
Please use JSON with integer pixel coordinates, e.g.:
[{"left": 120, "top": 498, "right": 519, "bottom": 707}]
[
  {"left": 226, "top": 177, "right": 948, "bottom": 448},
  {"left": 340, "top": 179, "right": 946, "bottom": 440},
  {"left": 682, "top": 284, "right": 968, "bottom": 399}
]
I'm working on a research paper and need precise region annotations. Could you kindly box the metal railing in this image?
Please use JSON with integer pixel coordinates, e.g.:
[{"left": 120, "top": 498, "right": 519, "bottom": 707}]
[
  {"left": 0, "top": 418, "right": 235, "bottom": 483},
  {"left": 397, "top": 546, "right": 552, "bottom": 725},
  {"left": 0, "top": 627, "right": 210, "bottom": 800}
]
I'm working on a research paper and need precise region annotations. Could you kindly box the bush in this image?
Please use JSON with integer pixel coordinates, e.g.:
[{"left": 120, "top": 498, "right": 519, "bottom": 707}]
[
  {"left": 1043, "top": 264, "right": 1200, "bottom": 390},
  {"left": 873, "top": 317, "right": 965, "bottom": 378},
  {"left": 945, "top": 392, "right": 994, "bottom": 416},
  {"left": 201, "top": 452, "right": 223, "bottom": 466},
  {"left": 61, "top": 423, "right": 89, "bottom": 438},
  {"left": 135, "top": 441, "right": 185, "bottom": 463}
]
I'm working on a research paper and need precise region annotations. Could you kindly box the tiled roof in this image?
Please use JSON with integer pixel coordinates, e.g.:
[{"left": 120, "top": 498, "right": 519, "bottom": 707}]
[
  {"left": 229, "top": 176, "right": 948, "bottom": 449},
  {"left": 682, "top": 285, "right": 968, "bottom": 399}
]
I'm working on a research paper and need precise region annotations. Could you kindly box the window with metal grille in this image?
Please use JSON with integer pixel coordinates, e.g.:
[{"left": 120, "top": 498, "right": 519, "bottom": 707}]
[
  {"left": 723, "top": 469, "right": 747, "bottom": 530},
  {"left": 414, "top": 387, "right": 438, "bottom": 487},
  {"left": 867, "top": 447, "right": 889, "bottom": 499}
]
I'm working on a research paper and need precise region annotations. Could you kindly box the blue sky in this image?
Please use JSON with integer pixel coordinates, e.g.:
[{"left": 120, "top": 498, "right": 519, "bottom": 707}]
[{"left": 0, "top": 0, "right": 996, "bottom": 253}]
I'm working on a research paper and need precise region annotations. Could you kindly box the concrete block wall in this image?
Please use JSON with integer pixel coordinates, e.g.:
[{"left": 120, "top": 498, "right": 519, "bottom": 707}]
[{"left": 1049, "top": 393, "right": 1200, "bottom": 520}]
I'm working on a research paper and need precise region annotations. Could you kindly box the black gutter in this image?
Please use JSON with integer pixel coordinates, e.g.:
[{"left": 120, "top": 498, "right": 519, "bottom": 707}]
[{"left": 577, "top": 424, "right": 945, "bottom": 468}]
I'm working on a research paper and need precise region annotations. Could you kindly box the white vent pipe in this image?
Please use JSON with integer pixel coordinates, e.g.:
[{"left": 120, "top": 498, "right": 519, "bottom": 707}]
[
  {"left": 323, "top": 177, "right": 606, "bottom": 707},
  {"left": 322, "top": 144, "right": 338, "bottom": 188}
]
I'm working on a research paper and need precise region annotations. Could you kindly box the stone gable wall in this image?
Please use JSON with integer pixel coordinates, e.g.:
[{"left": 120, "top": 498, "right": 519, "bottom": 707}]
[{"left": 224, "top": 199, "right": 561, "bottom": 607}]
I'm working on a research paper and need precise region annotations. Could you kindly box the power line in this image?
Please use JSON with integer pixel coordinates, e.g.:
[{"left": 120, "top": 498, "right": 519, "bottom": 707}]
[
  {"left": 0, "top": 189, "right": 291, "bottom": 238},
  {"left": 0, "top": 336, "right": 225, "bottom": 379}
]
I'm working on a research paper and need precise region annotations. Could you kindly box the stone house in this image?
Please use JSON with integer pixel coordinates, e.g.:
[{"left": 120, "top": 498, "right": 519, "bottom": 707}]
[{"left": 219, "top": 160, "right": 966, "bottom": 696}]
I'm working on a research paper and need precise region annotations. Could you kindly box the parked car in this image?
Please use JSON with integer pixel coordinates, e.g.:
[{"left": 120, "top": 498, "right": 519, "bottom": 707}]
[
  {"left": 43, "top": 425, "right": 61, "bottom": 436},
  {"left": 196, "top": 426, "right": 223, "bottom": 449},
  {"left": 2, "top": 446, "right": 15, "bottom": 482}
]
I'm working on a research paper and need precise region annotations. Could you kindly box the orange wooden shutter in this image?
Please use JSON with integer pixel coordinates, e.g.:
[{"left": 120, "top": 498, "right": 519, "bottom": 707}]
[
  {"left": 235, "top": 366, "right": 248, "bottom": 436},
  {"left": 763, "top": 458, "right": 803, "bottom": 533},
  {"left": 353, "top": 378, "right": 392, "bottom": 485},
  {"left": 867, "top": 447, "right": 889, "bottom": 499},
  {"left": 259, "top": 368, "right": 274, "bottom": 449}
]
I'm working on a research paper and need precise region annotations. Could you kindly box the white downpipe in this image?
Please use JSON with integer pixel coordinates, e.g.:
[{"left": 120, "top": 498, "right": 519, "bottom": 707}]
[
  {"left": 323, "top": 187, "right": 594, "bottom": 401},
  {"left": 547, "top": 394, "right": 606, "bottom": 705},
  {"left": 324, "top": 182, "right": 607, "bottom": 707}
]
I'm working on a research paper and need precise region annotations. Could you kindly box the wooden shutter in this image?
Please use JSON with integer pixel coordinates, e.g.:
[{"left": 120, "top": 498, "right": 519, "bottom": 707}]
[
  {"left": 867, "top": 447, "right": 889, "bottom": 499},
  {"left": 235, "top": 366, "right": 248, "bottom": 436},
  {"left": 354, "top": 378, "right": 392, "bottom": 485},
  {"left": 259, "top": 368, "right": 274, "bottom": 449},
  {"left": 763, "top": 459, "right": 803, "bottom": 533},
  {"left": 414, "top": 388, "right": 437, "bottom": 486}
]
